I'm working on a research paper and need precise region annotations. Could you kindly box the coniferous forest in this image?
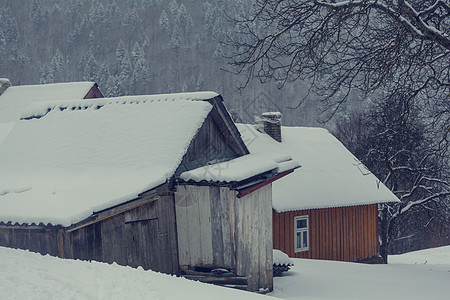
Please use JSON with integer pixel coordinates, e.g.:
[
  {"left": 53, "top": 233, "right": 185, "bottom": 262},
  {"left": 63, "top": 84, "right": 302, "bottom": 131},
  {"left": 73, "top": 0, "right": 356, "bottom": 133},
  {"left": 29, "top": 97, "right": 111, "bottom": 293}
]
[{"left": 0, "top": 0, "right": 321, "bottom": 125}]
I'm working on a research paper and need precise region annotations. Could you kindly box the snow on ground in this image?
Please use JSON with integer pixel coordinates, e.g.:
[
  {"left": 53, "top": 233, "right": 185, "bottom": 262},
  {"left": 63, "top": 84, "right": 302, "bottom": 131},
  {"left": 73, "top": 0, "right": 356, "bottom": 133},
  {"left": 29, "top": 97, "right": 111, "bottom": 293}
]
[
  {"left": 270, "top": 246, "right": 450, "bottom": 300},
  {"left": 1, "top": 246, "right": 449, "bottom": 299},
  {"left": 0, "top": 247, "right": 275, "bottom": 300},
  {"left": 388, "top": 245, "right": 450, "bottom": 265}
]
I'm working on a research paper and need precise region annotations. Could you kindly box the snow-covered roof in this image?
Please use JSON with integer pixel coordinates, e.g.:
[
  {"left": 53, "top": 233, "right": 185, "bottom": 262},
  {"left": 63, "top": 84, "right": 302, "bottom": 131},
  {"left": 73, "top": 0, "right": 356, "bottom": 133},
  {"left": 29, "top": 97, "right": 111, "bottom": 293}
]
[
  {"left": 237, "top": 124, "right": 400, "bottom": 212},
  {"left": 0, "top": 82, "right": 97, "bottom": 122},
  {"left": 0, "top": 82, "right": 99, "bottom": 145},
  {"left": 179, "top": 134, "right": 300, "bottom": 183},
  {"left": 180, "top": 153, "right": 299, "bottom": 183},
  {"left": 0, "top": 92, "right": 218, "bottom": 226}
]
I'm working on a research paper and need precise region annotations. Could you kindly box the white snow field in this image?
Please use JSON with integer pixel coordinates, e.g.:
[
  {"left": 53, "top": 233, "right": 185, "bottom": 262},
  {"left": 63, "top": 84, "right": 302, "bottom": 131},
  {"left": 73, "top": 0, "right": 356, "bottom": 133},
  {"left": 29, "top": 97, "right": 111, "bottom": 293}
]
[
  {"left": 0, "top": 247, "right": 276, "bottom": 300},
  {"left": 1, "top": 246, "right": 449, "bottom": 299},
  {"left": 271, "top": 245, "right": 450, "bottom": 300}
]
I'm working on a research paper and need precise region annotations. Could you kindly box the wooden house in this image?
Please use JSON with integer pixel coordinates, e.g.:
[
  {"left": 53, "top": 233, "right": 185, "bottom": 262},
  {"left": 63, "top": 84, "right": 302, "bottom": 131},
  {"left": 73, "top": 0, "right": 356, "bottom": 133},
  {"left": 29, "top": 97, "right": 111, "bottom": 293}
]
[
  {"left": 237, "top": 113, "right": 399, "bottom": 263},
  {"left": 0, "top": 92, "right": 299, "bottom": 292}
]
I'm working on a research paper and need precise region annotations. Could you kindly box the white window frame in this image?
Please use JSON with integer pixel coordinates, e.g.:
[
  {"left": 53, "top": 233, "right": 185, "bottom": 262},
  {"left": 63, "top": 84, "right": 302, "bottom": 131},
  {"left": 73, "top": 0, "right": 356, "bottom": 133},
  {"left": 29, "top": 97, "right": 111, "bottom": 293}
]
[{"left": 294, "top": 215, "right": 309, "bottom": 252}]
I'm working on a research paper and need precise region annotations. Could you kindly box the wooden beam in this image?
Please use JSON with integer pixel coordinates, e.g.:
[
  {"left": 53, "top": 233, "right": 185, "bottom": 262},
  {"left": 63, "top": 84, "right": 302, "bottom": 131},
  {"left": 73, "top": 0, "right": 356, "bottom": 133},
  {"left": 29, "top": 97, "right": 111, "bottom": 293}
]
[
  {"left": 237, "top": 170, "right": 294, "bottom": 198},
  {"left": 67, "top": 194, "right": 160, "bottom": 233}
]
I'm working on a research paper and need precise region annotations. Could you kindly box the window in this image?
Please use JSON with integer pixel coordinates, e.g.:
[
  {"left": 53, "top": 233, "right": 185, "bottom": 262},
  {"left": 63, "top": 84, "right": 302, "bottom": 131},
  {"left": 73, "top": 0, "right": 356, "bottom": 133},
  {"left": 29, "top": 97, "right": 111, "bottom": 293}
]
[{"left": 294, "top": 215, "right": 309, "bottom": 252}]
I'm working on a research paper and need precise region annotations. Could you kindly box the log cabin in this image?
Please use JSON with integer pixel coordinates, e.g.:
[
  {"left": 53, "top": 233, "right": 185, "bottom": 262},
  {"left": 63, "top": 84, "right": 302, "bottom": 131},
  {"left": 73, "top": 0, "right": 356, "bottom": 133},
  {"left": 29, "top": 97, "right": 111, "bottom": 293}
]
[
  {"left": 0, "top": 92, "right": 299, "bottom": 292},
  {"left": 237, "top": 113, "right": 400, "bottom": 263}
]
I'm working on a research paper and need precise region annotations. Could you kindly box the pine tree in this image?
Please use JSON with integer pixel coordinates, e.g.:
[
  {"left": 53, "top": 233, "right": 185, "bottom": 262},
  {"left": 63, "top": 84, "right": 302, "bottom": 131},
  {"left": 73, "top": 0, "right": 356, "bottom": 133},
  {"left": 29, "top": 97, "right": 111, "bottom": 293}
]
[
  {"left": 39, "top": 64, "right": 54, "bottom": 84},
  {"left": 89, "top": 0, "right": 99, "bottom": 23},
  {"left": 78, "top": 52, "right": 88, "bottom": 77},
  {"left": 139, "top": 33, "right": 150, "bottom": 49},
  {"left": 97, "top": 63, "right": 110, "bottom": 88},
  {"left": 0, "top": 28, "right": 5, "bottom": 47},
  {"left": 176, "top": 4, "right": 193, "bottom": 46},
  {"left": 213, "top": 43, "right": 223, "bottom": 61},
  {"left": 65, "top": 0, "right": 83, "bottom": 22},
  {"left": 88, "top": 31, "right": 99, "bottom": 56},
  {"left": 106, "top": 1, "right": 121, "bottom": 24},
  {"left": 51, "top": 48, "right": 64, "bottom": 81},
  {"left": 142, "top": 0, "right": 154, "bottom": 9},
  {"left": 131, "top": 42, "right": 149, "bottom": 94},
  {"left": 159, "top": 9, "right": 170, "bottom": 32},
  {"left": 105, "top": 75, "right": 120, "bottom": 97},
  {"left": 30, "top": 0, "right": 47, "bottom": 23},
  {"left": 0, "top": 28, "right": 5, "bottom": 68},
  {"left": 169, "top": 0, "right": 179, "bottom": 15},
  {"left": 89, "top": 0, "right": 106, "bottom": 24},
  {"left": 122, "top": 7, "right": 141, "bottom": 28},
  {"left": 83, "top": 52, "right": 99, "bottom": 82},
  {"left": 212, "top": 17, "right": 226, "bottom": 40},
  {"left": 170, "top": 23, "right": 182, "bottom": 49},
  {"left": 115, "top": 40, "right": 131, "bottom": 95},
  {"left": 0, "top": 7, "right": 19, "bottom": 43},
  {"left": 192, "top": 34, "right": 201, "bottom": 49},
  {"left": 203, "top": 2, "right": 215, "bottom": 32}
]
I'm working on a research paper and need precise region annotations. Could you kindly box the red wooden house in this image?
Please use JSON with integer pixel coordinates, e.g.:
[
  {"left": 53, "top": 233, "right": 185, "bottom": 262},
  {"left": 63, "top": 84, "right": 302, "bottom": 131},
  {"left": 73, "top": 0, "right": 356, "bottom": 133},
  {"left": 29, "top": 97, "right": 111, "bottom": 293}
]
[{"left": 238, "top": 113, "right": 399, "bottom": 263}]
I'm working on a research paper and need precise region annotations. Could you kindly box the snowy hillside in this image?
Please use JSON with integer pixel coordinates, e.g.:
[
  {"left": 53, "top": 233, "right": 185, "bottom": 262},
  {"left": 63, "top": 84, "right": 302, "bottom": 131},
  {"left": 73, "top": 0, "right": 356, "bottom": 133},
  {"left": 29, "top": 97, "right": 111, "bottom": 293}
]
[{"left": 1, "top": 246, "right": 449, "bottom": 299}]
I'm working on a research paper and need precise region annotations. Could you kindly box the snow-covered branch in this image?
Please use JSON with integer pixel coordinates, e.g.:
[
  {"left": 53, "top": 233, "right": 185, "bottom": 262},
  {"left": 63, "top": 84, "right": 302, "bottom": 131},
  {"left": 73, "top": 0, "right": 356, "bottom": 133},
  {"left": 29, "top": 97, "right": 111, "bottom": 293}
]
[
  {"left": 313, "top": 0, "right": 450, "bottom": 50},
  {"left": 400, "top": 192, "right": 450, "bottom": 214}
]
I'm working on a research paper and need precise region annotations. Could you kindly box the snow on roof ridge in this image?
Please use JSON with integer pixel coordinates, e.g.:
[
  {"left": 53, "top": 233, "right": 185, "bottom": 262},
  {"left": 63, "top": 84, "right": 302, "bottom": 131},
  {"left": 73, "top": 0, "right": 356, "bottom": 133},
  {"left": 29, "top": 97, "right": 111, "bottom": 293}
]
[
  {"left": 273, "top": 198, "right": 395, "bottom": 213},
  {"left": 20, "top": 92, "right": 220, "bottom": 120},
  {"left": 5, "top": 81, "right": 95, "bottom": 89}
]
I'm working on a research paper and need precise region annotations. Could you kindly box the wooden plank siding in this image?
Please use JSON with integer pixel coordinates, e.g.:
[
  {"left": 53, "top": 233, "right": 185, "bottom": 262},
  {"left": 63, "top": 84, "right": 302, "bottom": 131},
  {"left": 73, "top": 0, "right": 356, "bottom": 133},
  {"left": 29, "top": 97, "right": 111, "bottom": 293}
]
[
  {"left": 235, "top": 184, "right": 273, "bottom": 292},
  {"left": 175, "top": 109, "right": 244, "bottom": 177},
  {"left": 0, "top": 184, "right": 179, "bottom": 275},
  {"left": 175, "top": 183, "right": 273, "bottom": 292},
  {"left": 273, "top": 204, "right": 379, "bottom": 262}
]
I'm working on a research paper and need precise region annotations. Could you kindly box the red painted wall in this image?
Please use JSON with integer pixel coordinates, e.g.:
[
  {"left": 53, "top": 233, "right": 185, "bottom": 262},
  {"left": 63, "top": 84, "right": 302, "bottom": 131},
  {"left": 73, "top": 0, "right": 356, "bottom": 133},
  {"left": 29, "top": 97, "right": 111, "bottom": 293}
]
[{"left": 273, "top": 204, "right": 379, "bottom": 261}]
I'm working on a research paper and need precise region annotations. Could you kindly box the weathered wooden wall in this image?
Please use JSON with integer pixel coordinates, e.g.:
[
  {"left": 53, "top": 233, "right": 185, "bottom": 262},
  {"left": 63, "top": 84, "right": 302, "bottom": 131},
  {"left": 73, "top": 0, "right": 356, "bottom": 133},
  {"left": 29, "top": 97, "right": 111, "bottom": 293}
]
[
  {"left": 273, "top": 204, "right": 378, "bottom": 261},
  {"left": 176, "top": 113, "right": 240, "bottom": 176},
  {"left": 175, "top": 183, "right": 273, "bottom": 292},
  {"left": 0, "top": 184, "right": 179, "bottom": 275},
  {"left": 0, "top": 225, "right": 63, "bottom": 257},
  {"left": 175, "top": 185, "right": 236, "bottom": 270},
  {"left": 235, "top": 184, "right": 273, "bottom": 292}
]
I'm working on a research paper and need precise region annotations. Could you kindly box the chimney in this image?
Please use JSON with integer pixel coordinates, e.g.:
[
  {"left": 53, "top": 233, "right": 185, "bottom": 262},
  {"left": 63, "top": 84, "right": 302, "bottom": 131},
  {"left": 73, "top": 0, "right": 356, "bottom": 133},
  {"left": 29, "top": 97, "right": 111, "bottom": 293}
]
[
  {"left": 0, "top": 78, "right": 11, "bottom": 96},
  {"left": 258, "top": 112, "right": 282, "bottom": 142}
]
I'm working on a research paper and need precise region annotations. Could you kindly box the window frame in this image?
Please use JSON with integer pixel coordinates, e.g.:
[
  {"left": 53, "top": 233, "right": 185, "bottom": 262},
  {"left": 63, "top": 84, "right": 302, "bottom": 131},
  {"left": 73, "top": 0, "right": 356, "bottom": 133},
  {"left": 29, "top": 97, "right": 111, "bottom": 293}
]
[{"left": 294, "top": 215, "right": 309, "bottom": 253}]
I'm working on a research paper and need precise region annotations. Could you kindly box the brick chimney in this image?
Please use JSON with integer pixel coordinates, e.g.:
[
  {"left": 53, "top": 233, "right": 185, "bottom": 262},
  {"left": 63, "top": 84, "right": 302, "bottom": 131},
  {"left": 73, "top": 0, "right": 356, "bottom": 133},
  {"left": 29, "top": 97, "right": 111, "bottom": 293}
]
[
  {"left": 259, "top": 112, "right": 282, "bottom": 142},
  {"left": 0, "top": 78, "right": 11, "bottom": 96}
]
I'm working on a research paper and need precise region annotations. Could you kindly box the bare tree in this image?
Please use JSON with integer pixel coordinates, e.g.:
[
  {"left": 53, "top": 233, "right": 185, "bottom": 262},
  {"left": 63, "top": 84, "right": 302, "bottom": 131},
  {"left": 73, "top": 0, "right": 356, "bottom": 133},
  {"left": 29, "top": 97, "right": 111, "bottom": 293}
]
[
  {"left": 334, "top": 95, "right": 450, "bottom": 261},
  {"left": 226, "top": 1, "right": 449, "bottom": 258},
  {"left": 225, "top": 0, "right": 449, "bottom": 121}
]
